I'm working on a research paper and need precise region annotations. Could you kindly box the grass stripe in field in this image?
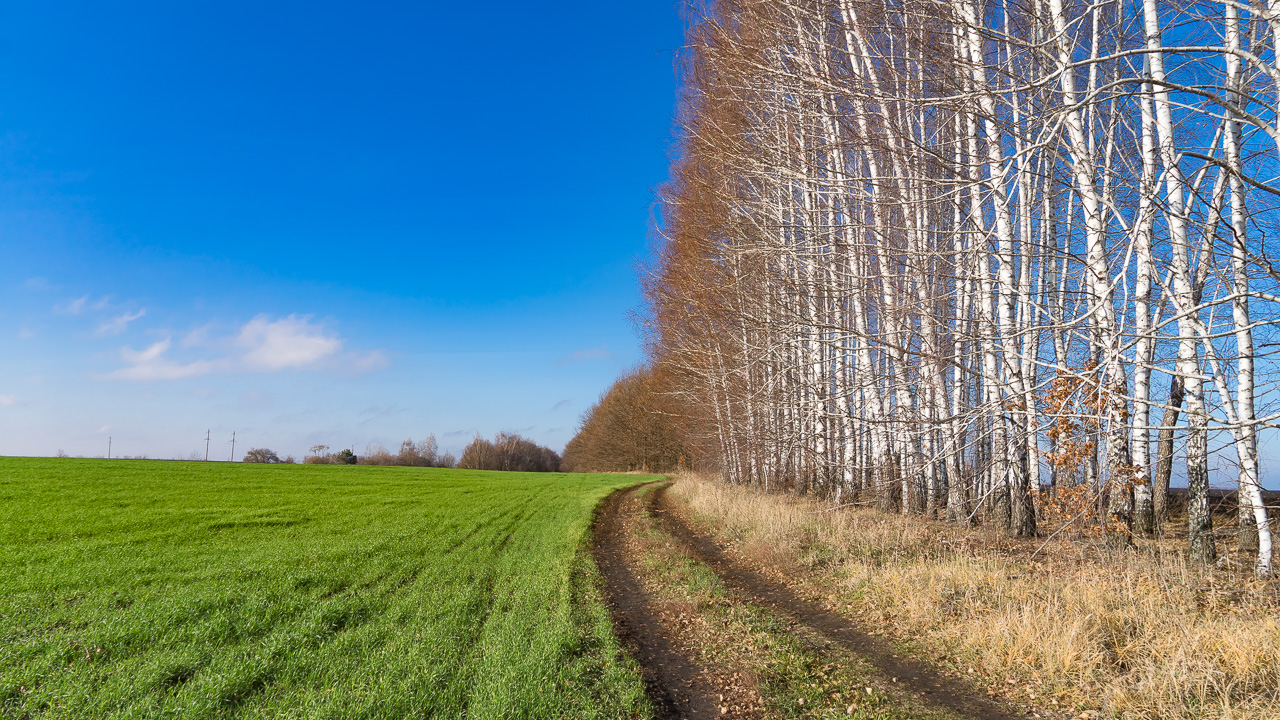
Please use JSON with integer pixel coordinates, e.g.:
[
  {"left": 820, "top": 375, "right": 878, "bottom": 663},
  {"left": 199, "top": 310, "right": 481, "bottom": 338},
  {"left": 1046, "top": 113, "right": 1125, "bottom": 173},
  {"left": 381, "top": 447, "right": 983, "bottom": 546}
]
[{"left": 0, "top": 458, "right": 656, "bottom": 719}]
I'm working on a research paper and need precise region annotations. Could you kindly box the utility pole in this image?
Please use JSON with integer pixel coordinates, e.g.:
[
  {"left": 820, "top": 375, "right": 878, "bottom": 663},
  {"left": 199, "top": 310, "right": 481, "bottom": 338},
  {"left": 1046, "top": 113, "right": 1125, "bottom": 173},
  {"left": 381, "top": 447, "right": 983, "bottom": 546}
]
[
  {"left": 108, "top": 437, "right": 112, "bottom": 459},
  {"left": 205, "top": 429, "right": 211, "bottom": 462},
  {"left": 229, "top": 431, "right": 236, "bottom": 462}
]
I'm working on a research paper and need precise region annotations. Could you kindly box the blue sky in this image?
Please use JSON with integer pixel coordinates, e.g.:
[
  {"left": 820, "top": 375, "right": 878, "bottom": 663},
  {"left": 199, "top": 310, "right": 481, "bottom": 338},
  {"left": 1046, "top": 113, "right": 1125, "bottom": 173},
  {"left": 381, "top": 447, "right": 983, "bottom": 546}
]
[{"left": 0, "top": 1, "right": 684, "bottom": 459}]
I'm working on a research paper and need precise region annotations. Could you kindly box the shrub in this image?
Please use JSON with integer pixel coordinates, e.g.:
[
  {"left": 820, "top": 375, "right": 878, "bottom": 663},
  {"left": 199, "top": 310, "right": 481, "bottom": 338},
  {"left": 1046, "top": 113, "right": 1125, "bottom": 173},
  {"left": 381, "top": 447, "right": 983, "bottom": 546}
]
[
  {"left": 242, "top": 448, "right": 282, "bottom": 464},
  {"left": 358, "top": 436, "right": 455, "bottom": 468},
  {"left": 458, "top": 432, "right": 560, "bottom": 472}
]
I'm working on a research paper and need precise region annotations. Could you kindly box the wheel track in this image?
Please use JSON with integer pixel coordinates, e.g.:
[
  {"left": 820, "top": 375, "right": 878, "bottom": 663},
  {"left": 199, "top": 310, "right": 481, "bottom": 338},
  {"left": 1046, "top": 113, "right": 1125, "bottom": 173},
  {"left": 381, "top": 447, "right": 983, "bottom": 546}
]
[
  {"left": 592, "top": 484, "right": 721, "bottom": 720},
  {"left": 595, "top": 482, "right": 1032, "bottom": 720},
  {"left": 647, "top": 484, "right": 1027, "bottom": 720}
]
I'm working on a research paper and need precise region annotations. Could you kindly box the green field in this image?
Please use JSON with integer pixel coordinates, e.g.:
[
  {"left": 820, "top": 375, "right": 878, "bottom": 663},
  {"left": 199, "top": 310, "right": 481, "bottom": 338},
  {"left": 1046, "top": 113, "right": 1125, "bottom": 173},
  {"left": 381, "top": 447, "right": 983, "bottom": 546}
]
[{"left": 0, "top": 458, "right": 654, "bottom": 719}]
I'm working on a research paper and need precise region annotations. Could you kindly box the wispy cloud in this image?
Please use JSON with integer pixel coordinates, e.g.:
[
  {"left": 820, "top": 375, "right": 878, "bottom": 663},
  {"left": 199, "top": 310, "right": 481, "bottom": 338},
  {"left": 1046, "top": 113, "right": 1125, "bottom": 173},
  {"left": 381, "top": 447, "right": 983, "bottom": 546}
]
[
  {"left": 99, "top": 314, "right": 385, "bottom": 381},
  {"left": 359, "top": 404, "right": 407, "bottom": 423},
  {"left": 180, "top": 324, "right": 213, "bottom": 348},
  {"left": 0, "top": 395, "right": 16, "bottom": 407},
  {"left": 57, "top": 294, "right": 90, "bottom": 314},
  {"left": 57, "top": 294, "right": 111, "bottom": 315},
  {"left": 95, "top": 309, "right": 146, "bottom": 336},
  {"left": 552, "top": 399, "right": 572, "bottom": 410},
  {"left": 106, "top": 338, "right": 215, "bottom": 380},
  {"left": 558, "top": 345, "right": 612, "bottom": 365},
  {"left": 344, "top": 349, "right": 389, "bottom": 374},
  {"left": 237, "top": 390, "right": 272, "bottom": 409}
]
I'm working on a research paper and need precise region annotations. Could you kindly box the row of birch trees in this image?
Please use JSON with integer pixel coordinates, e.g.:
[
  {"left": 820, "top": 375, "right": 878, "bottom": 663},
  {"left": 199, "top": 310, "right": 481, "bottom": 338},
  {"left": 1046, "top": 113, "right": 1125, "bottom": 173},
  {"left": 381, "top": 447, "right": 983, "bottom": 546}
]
[{"left": 645, "top": 0, "right": 1280, "bottom": 575}]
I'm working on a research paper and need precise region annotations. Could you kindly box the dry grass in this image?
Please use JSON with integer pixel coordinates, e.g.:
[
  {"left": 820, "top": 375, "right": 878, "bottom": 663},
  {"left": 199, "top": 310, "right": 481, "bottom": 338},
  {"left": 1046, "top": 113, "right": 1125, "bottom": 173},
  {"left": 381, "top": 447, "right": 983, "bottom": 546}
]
[{"left": 669, "top": 474, "right": 1280, "bottom": 720}]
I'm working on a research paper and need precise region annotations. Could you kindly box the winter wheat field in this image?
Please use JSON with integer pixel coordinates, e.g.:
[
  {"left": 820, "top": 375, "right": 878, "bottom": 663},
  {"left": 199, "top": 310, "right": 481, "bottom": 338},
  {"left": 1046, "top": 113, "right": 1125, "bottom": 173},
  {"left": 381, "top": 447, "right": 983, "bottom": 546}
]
[{"left": 0, "top": 459, "right": 657, "bottom": 718}]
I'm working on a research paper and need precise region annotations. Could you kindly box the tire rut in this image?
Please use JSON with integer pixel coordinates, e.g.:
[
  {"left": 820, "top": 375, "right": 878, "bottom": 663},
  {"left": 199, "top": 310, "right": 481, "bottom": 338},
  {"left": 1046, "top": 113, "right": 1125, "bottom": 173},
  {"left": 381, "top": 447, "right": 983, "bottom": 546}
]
[
  {"left": 649, "top": 484, "right": 1027, "bottom": 720},
  {"left": 593, "top": 484, "right": 721, "bottom": 720}
]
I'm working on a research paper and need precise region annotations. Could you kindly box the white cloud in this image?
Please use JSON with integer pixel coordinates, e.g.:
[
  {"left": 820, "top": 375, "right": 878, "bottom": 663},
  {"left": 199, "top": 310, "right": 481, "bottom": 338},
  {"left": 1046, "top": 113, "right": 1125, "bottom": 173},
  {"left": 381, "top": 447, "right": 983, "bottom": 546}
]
[
  {"left": 95, "top": 309, "right": 146, "bottom": 336},
  {"left": 237, "top": 315, "right": 341, "bottom": 370},
  {"left": 100, "top": 314, "right": 384, "bottom": 381},
  {"left": 0, "top": 395, "right": 15, "bottom": 407}
]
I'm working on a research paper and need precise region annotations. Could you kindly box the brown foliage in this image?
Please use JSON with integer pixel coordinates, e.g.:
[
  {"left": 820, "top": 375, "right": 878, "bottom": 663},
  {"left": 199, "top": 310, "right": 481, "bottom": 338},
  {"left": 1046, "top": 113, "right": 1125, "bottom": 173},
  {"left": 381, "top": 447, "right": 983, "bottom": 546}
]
[
  {"left": 241, "top": 447, "right": 281, "bottom": 464},
  {"left": 457, "top": 432, "right": 560, "bottom": 473},
  {"left": 562, "top": 366, "right": 691, "bottom": 473},
  {"left": 358, "top": 436, "right": 455, "bottom": 468}
]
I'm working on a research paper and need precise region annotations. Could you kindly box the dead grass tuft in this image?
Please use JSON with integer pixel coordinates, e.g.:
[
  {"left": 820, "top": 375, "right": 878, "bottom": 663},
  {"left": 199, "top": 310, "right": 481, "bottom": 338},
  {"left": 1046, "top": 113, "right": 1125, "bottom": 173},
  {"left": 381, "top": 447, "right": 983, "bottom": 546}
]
[{"left": 670, "top": 474, "right": 1280, "bottom": 720}]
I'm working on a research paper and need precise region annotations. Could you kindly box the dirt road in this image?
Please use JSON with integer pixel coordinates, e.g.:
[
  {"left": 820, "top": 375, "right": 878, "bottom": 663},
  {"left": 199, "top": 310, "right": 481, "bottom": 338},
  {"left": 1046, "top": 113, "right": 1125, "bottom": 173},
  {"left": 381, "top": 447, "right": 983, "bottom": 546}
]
[
  {"left": 593, "top": 484, "right": 722, "bottom": 719},
  {"left": 594, "top": 482, "right": 1030, "bottom": 720}
]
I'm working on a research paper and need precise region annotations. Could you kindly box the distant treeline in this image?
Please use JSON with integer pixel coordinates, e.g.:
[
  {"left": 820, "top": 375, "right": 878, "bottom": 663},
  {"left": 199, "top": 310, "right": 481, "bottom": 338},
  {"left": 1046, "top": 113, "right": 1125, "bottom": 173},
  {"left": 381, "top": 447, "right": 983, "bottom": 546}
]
[
  {"left": 356, "top": 437, "right": 456, "bottom": 468},
  {"left": 458, "top": 432, "right": 561, "bottom": 473},
  {"left": 562, "top": 366, "right": 690, "bottom": 474},
  {"left": 244, "top": 436, "right": 455, "bottom": 467},
  {"left": 246, "top": 432, "right": 562, "bottom": 472}
]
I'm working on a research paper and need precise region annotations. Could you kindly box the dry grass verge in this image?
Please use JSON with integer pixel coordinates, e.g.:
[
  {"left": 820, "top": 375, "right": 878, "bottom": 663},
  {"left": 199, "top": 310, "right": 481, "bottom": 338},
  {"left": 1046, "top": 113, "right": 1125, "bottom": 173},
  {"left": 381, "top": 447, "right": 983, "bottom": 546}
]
[{"left": 669, "top": 474, "right": 1280, "bottom": 720}]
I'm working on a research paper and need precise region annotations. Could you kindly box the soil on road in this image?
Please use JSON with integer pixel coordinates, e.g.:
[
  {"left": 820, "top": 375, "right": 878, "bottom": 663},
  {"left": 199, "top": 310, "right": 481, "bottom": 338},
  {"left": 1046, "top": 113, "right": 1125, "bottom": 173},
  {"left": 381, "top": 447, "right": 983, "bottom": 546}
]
[
  {"left": 593, "top": 484, "right": 722, "bottom": 719},
  {"left": 646, "top": 484, "right": 1026, "bottom": 720},
  {"left": 594, "top": 481, "right": 1037, "bottom": 719}
]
